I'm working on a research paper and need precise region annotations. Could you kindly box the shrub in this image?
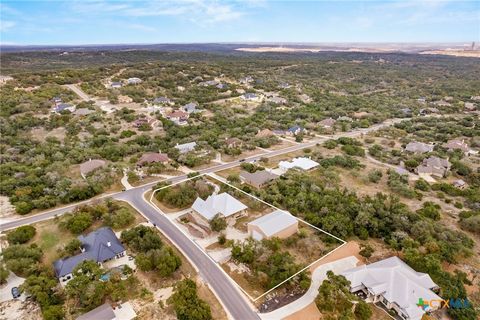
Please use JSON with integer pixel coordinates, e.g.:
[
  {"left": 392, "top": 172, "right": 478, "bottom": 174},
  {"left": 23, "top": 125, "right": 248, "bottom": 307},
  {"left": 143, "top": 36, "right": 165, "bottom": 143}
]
[
  {"left": 209, "top": 214, "right": 227, "bottom": 232},
  {"left": 354, "top": 300, "right": 372, "bottom": 320},
  {"left": 414, "top": 179, "right": 430, "bottom": 191},
  {"left": 367, "top": 170, "right": 383, "bottom": 183},
  {"left": 168, "top": 279, "right": 212, "bottom": 320},
  {"left": 7, "top": 225, "right": 36, "bottom": 244},
  {"left": 416, "top": 202, "right": 441, "bottom": 220}
]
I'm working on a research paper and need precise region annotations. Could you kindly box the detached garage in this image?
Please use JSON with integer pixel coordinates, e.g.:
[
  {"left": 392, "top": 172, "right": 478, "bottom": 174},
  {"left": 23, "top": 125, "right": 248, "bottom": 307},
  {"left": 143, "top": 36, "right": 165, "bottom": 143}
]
[{"left": 248, "top": 210, "right": 298, "bottom": 241}]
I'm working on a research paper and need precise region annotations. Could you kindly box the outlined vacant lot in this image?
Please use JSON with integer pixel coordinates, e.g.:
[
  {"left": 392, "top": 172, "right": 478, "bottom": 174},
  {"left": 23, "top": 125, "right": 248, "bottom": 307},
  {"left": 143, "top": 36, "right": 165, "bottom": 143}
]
[{"left": 149, "top": 173, "right": 345, "bottom": 302}]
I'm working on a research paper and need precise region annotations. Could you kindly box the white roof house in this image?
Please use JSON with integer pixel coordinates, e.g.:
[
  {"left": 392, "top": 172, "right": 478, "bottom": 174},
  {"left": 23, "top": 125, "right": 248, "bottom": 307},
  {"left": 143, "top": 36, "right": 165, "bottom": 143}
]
[
  {"left": 341, "top": 256, "right": 441, "bottom": 320},
  {"left": 248, "top": 210, "right": 298, "bottom": 241},
  {"left": 191, "top": 193, "right": 247, "bottom": 221},
  {"left": 175, "top": 142, "right": 197, "bottom": 154},
  {"left": 278, "top": 157, "right": 319, "bottom": 173}
]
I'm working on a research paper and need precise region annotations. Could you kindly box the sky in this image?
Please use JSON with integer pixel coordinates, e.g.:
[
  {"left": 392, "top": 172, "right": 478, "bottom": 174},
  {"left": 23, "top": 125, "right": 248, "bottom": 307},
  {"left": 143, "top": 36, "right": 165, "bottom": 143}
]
[{"left": 0, "top": 0, "right": 479, "bottom": 45}]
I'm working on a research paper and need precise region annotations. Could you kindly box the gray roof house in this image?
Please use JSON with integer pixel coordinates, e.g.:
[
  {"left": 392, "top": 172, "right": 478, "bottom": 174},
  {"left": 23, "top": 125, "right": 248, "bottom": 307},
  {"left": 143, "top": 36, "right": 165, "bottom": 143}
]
[
  {"left": 175, "top": 142, "right": 197, "bottom": 154},
  {"left": 54, "top": 103, "right": 76, "bottom": 113},
  {"left": 286, "top": 125, "right": 306, "bottom": 136},
  {"left": 77, "top": 302, "right": 136, "bottom": 320},
  {"left": 110, "top": 82, "right": 122, "bottom": 88},
  {"left": 182, "top": 102, "right": 199, "bottom": 114},
  {"left": 53, "top": 227, "right": 126, "bottom": 283},
  {"left": 416, "top": 156, "right": 451, "bottom": 178},
  {"left": 405, "top": 141, "right": 434, "bottom": 154},
  {"left": 153, "top": 96, "right": 173, "bottom": 105},
  {"left": 191, "top": 193, "right": 248, "bottom": 221},
  {"left": 342, "top": 256, "right": 441, "bottom": 320}
]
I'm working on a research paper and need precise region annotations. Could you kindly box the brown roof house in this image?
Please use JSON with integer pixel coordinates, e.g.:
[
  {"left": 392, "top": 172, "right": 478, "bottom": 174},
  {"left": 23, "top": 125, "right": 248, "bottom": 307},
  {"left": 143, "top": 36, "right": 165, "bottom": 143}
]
[
  {"left": 137, "top": 153, "right": 170, "bottom": 167},
  {"left": 256, "top": 129, "right": 274, "bottom": 138},
  {"left": 240, "top": 170, "right": 279, "bottom": 188},
  {"left": 405, "top": 141, "right": 434, "bottom": 154},
  {"left": 319, "top": 118, "right": 336, "bottom": 129},
  {"left": 225, "top": 137, "right": 243, "bottom": 149},
  {"left": 248, "top": 210, "right": 298, "bottom": 241},
  {"left": 166, "top": 110, "right": 189, "bottom": 125},
  {"left": 80, "top": 159, "right": 107, "bottom": 179},
  {"left": 416, "top": 156, "right": 451, "bottom": 178}
]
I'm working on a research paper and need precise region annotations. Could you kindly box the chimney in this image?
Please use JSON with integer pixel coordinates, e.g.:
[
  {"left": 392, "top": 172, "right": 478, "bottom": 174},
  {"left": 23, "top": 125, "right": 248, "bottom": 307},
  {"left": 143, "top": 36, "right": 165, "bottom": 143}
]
[{"left": 107, "top": 241, "right": 111, "bottom": 247}]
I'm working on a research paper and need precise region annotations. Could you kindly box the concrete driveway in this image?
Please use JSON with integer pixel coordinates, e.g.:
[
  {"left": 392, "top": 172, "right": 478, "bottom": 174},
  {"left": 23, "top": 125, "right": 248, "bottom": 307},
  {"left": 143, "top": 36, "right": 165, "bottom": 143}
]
[{"left": 0, "top": 272, "right": 26, "bottom": 303}]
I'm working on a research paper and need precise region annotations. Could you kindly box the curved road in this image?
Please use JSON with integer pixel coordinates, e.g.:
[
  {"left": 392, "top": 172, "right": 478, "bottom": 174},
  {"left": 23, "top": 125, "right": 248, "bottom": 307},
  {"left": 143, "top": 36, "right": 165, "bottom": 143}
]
[{"left": 0, "top": 118, "right": 405, "bottom": 319}]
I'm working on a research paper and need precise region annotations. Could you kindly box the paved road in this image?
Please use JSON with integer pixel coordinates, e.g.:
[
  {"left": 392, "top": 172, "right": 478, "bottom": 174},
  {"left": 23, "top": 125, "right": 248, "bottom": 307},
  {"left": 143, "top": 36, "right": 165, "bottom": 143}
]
[
  {"left": 116, "top": 193, "right": 260, "bottom": 320},
  {"left": 0, "top": 118, "right": 405, "bottom": 319}
]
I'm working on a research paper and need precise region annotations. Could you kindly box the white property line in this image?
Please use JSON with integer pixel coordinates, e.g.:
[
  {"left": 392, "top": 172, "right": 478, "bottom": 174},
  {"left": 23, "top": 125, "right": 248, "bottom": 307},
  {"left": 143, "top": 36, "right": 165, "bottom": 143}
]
[{"left": 149, "top": 172, "right": 346, "bottom": 302}]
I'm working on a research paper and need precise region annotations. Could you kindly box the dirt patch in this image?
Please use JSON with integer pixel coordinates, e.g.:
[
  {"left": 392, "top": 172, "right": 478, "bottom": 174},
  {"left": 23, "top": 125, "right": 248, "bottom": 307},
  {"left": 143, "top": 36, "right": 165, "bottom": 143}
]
[
  {"left": 0, "top": 300, "right": 42, "bottom": 320},
  {"left": 283, "top": 301, "right": 321, "bottom": 320}
]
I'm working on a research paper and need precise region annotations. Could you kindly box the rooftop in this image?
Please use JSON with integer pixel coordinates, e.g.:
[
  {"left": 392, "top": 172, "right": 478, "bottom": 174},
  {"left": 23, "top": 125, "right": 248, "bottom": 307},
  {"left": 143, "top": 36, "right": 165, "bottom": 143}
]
[
  {"left": 192, "top": 192, "right": 247, "bottom": 220},
  {"left": 248, "top": 210, "right": 297, "bottom": 237},
  {"left": 279, "top": 157, "right": 319, "bottom": 171},
  {"left": 342, "top": 256, "right": 440, "bottom": 320}
]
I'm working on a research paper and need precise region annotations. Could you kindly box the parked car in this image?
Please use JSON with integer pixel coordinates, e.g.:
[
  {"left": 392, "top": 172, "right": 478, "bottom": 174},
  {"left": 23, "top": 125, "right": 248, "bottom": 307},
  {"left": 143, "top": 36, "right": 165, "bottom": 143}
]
[{"left": 11, "top": 287, "right": 21, "bottom": 299}]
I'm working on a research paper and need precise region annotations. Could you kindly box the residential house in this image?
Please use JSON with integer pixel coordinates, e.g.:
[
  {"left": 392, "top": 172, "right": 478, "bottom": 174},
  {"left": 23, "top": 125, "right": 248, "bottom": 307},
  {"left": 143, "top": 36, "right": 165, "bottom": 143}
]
[
  {"left": 53, "top": 227, "right": 126, "bottom": 284},
  {"left": 175, "top": 142, "right": 197, "bottom": 154},
  {"left": 133, "top": 116, "right": 153, "bottom": 128},
  {"left": 216, "top": 83, "right": 228, "bottom": 89},
  {"left": 400, "top": 108, "right": 412, "bottom": 116},
  {"left": 241, "top": 93, "right": 262, "bottom": 102},
  {"left": 453, "top": 179, "right": 467, "bottom": 189},
  {"left": 191, "top": 193, "right": 248, "bottom": 222},
  {"left": 285, "top": 125, "right": 306, "bottom": 136},
  {"left": 51, "top": 96, "right": 62, "bottom": 104},
  {"left": 419, "top": 107, "right": 439, "bottom": 115},
  {"left": 444, "top": 139, "right": 469, "bottom": 154},
  {"left": 256, "top": 129, "right": 275, "bottom": 138},
  {"left": 417, "top": 97, "right": 427, "bottom": 104},
  {"left": 110, "top": 82, "right": 122, "bottom": 88},
  {"left": 319, "top": 118, "right": 336, "bottom": 129},
  {"left": 198, "top": 80, "right": 218, "bottom": 87},
  {"left": 267, "top": 96, "right": 287, "bottom": 104},
  {"left": 53, "top": 103, "right": 76, "bottom": 113},
  {"left": 247, "top": 210, "right": 298, "bottom": 241},
  {"left": 166, "top": 110, "right": 189, "bottom": 125},
  {"left": 278, "top": 157, "right": 319, "bottom": 173},
  {"left": 239, "top": 76, "right": 254, "bottom": 84},
  {"left": 127, "top": 77, "right": 142, "bottom": 84},
  {"left": 416, "top": 156, "right": 451, "bottom": 178},
  {"left": 153, "top": 97, "right": 173, "bottom": 106},
  {"left": 464, "top": 102, "right": 477, "bottom": 111},
  {"left": 137, "top": 153, "right": 170, "bottom": 167},
  {"left": 80, "top": 159, "right": 106, "bottom": 179},
  {"left": 74, "top": 108, "right": 95, "bottom": 116},
  {"left": 341, "top": 256, "right": 441, "bottom": 320},
  {"left": 182, "top": 102, "right": 199, "bottom": 114},
  {"left": 225, "top": 137, "right": 242, "bottom": 149},
  {"left": 405, "top": 141, "right": 434, "bottom": 154},
  {"left": 77, "top": 302, "right": 136, "bottom": 320},
  {"left": 240, "top": 170, "right": 279, "bottom": 188},
  {"left": 338, "top": 116, "right": 353, "bottom": 122},
  {"left": 433, "top": 100, "right": 451, "bottom": 107}
]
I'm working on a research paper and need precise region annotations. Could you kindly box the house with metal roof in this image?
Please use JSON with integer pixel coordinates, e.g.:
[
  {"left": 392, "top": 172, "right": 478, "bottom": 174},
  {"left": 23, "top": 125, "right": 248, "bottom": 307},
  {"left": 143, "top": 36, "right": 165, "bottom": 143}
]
[
  {"left": 175, "top": 142, "right": 197, "bottom": 154},
  {"left": 53, "top": 227, "right": 126, "bottom": 284},
  {"left": 110, "top": 82, "right": 123, "bottom": 88},
  {"left": 248, "top": 210, "right": 298, "bottom": 241},
  {"left": 278, "top": 157, "right": 319, "bottom": 173},
  {"left": 191, "top": 193, "right": 247, "bottom": 222},
  {"left": 285, "top": 125, "right": 307, "bottom": 136},
  {"left": 127, "top": 77, "right": 142, "bottom": 84},
  {"left": 241, "top": 92, "right": 262, "bottom": 102},
  {"left": 53, "top": 103, "right": 76, "bottom": 113},
  {"left": 341, "top": 256, "right": 441, "bottom": 320},
  {"left": 240, "top": 170, "right": 279, "bottom": 188}
]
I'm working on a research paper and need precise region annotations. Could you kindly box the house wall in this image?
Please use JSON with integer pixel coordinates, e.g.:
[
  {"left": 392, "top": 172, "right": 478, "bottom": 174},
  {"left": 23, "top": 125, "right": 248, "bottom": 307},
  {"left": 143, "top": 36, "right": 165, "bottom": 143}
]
[{"left": 247, "top": 221, "right": 298, "bottom": 240}]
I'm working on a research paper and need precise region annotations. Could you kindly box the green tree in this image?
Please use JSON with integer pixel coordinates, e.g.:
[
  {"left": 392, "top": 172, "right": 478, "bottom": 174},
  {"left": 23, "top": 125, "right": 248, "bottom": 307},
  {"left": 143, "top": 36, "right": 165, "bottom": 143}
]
[
  {"left": 168, "top": 279, "right": 212, "bottom": 320},
  {"left": 315, "top": 271, "right": 355, "bottom": 319},
  {"left": 354, "top": 300, "right": 372, "bottom": 320},
  {"left": 136, "top": 247, "right": 182, "bottom": 277},
  {"left": 64, "top": 238, "right": 82, "bottom": 256},
  {"left": 209, "top": 214, "right": 227, "bottom": 232},
  {"left": 7, "top": 225, "right": 36, "bottom": 244},
  {"left": 0, "top": 264, "right": 9, "bottom": 284}
]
